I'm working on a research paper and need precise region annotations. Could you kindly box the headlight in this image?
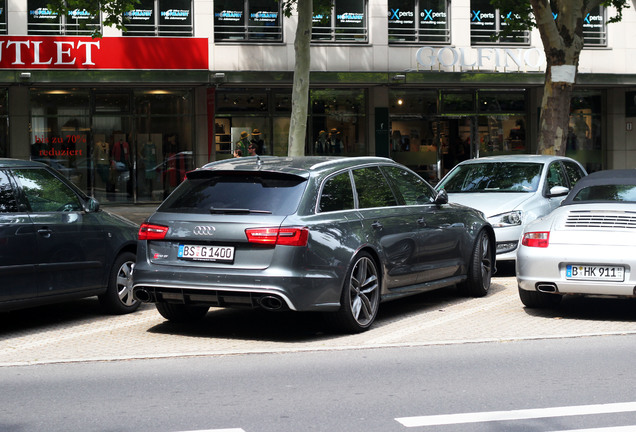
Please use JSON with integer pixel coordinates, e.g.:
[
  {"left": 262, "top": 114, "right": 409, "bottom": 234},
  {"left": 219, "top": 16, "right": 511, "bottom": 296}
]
[{"left": 488, "top": 210, "right": 522, "bottom": 227}]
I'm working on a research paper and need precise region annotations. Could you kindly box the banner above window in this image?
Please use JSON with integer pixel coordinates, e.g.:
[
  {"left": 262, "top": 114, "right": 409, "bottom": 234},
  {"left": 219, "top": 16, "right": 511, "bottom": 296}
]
[{"left": 0, "top": 36, "right": 208, "bottom": 70}]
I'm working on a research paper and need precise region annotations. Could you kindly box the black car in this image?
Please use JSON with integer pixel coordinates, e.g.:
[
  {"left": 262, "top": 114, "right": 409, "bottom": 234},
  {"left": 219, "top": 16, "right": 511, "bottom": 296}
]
[
  {"left": 0, "top": 158, "right": 140, "bottom": 314},
  {"left": 133, "top": 156, "right": 495, "bottom": 332}
]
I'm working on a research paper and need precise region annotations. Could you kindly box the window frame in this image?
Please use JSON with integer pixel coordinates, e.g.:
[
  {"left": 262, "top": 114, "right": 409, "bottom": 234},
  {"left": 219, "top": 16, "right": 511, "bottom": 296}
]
[
  {"left": 312, "top": 0, "right": 368, "bottom": 44},
  {"left": 470, "top": 0, "right": 529, "bottom": 46},
  {"left": 214, "top": 0, "right": 283, "bottom": 43},
  {"left": 27, "top": 0, "right": 101, "bottom": 36},
  {"left": 388, "top": 0, "right": 450, "bottom": 45},
  {"left": 123, "top": 0, "right": 193, "bottom": 37},
  {"left": 582, "top": 5, "right": 607, "bottom": 47}
]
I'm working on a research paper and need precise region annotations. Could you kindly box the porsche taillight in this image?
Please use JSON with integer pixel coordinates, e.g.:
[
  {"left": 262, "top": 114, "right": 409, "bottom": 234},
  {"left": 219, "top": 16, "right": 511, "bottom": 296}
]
[{"left": 521, "top": 231, "right": 550, "bottom": 248}]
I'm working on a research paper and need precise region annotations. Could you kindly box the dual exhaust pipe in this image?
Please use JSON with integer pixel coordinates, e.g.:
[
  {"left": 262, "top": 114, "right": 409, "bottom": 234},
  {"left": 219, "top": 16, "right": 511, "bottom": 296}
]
[{"left": 134, "top": 287, "right": 285, "bottom": 311}]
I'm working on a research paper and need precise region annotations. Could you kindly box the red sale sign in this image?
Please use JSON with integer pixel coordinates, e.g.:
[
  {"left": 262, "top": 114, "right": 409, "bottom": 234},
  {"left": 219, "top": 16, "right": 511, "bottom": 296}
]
[{"left": 0, "top": 36, "right": 209, "bottom": 70}]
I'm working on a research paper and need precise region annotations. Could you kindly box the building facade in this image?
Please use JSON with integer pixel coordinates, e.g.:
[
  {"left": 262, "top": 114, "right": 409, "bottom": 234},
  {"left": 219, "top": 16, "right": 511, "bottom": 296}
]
[{"left": 0, "top": 0, "right": 635, "bottom": 204}]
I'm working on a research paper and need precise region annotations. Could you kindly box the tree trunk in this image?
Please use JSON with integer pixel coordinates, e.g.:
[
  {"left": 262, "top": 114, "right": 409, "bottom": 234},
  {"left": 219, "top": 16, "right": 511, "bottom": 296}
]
[
  {"left": 288, "top": 0, "right": 312, "bottom": 156},
  {"left": 536, "top": 69, "right": 574, "bottom": 155},
  {"left": 531, "top": 0, "right": 587, "bottom": 155}
]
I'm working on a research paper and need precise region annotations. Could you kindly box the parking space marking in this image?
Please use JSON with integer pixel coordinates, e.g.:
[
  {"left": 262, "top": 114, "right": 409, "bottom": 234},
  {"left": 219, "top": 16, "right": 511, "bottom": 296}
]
[
  {"left": 395, "top": 402, "right": 636, "bottom": 427},
  {"left": 0, "top": 312, "right": 159, "bottom": 355},
  {"left": 367, "top": 292, "right": 516, "bottom": 344}
]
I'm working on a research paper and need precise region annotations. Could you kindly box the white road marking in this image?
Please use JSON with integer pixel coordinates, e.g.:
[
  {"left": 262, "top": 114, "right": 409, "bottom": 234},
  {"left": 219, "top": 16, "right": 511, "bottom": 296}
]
[
  {"left": 396, "top": 402, "right": 636, "bottom": 427},
  {"left": 178, "top": 429, "right": 245, "bottom": 432},
  {"left": 549, "top": 427, "right": 636, "bottom": 432}
]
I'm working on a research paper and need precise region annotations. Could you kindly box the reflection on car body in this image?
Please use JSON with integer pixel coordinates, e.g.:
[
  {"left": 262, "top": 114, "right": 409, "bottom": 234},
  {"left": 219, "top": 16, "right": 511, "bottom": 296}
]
[
  {"left": 517, "top": 169, "right": 636, "bottom": 308},
  {"left": 133, "top": 156, "right": 495, "bottom": 333},
  {"left": 436, "top": 155, "right": 587, "bottom": 261}
]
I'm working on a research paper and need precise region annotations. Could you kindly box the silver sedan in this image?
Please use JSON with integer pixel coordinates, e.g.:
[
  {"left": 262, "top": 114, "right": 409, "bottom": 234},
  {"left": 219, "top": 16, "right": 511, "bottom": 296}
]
[{"left": 517, "top": 169, "right": 636, "bottom": 308}]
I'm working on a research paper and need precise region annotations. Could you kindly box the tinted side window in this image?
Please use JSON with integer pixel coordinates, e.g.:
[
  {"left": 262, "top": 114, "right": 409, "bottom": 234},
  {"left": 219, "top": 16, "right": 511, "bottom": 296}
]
[
  {"left": 546, "top": 162, "right": 567, "bottom": 190},
  {"left": 381, "top": 166, "right": 435, "bottom": 205},
  {"left": 319, "top": 171, "right": 354, "bottom": 213},
  {"left": 352, "top": 167, "right": 398, "bottom": 208},
  {"left": 563, "top": 161, "right": 586, "bottom": 187},
  {"left": 0, "top": 170, "right": 18, "bottom": 213},
  {"left": 12, "top": 168, "right": 82, "bottom": 212}
]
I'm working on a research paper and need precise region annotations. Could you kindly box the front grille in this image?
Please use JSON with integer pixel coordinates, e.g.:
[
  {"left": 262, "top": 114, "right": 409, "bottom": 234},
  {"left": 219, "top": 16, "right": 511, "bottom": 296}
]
[{"left": 565, "top": 210, "right": 636, "bottom": 229}]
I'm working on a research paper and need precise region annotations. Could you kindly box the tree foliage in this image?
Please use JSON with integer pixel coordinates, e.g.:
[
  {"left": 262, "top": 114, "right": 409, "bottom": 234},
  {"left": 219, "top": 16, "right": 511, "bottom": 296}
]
[{"left": 490, "top": 0, "right": 629, "bottom": 155}]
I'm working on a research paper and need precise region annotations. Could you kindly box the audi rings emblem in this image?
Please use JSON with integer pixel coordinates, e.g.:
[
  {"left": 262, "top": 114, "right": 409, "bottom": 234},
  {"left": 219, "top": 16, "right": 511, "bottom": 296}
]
[{"left": 193, "top": 225, "right": 216, "bottom": 236}]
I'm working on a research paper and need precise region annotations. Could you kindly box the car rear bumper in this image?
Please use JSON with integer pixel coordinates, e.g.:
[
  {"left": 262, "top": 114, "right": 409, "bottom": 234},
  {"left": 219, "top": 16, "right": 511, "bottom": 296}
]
[
  {"left": 132, "top": 267, "right": 343, "bottom": 312},
  {"left": 517, "top": 243, "right": 636, "bottom": 297}
]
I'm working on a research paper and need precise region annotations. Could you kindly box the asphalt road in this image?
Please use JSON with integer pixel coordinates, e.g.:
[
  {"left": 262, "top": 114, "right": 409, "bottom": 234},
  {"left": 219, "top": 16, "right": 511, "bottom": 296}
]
[{"left": 2, "top": 335, "right": 636, "bottom": 432}]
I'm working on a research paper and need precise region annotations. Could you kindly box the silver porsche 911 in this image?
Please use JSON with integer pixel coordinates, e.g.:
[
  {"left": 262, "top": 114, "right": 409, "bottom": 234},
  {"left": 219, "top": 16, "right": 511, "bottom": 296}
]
[
  {"left": 517, "top": 169, "right": 636, "bottom": 308},
  {"left": 132, "top": 156, "right": 495, "bottom": 333}
]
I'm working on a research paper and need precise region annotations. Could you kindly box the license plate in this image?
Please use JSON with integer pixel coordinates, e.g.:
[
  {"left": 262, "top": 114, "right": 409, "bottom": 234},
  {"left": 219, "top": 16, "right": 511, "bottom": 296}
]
[
  {"left": 566, "top": 264, "right": 625, "bottom": 281},
  {"left": 178, "top": 244, "right": 235, "bottom": 262}
]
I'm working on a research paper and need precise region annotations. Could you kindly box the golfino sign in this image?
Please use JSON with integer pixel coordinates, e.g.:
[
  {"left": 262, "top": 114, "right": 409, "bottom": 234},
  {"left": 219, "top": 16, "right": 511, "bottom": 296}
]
[{"left": 416, "top": 46, "right": 546, "bottom": 71}]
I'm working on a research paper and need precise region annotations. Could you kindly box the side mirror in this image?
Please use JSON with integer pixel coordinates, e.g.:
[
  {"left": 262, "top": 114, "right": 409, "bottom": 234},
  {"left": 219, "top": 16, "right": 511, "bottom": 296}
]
[
  {"left": 548, "top": 186, "right": 569, "bottom": 197},
  {"left": 85, "top": 197, "right": 100, "bottom": 213},
  {"left": 434, "top": 189, "right": 449, "bottom": 205}
]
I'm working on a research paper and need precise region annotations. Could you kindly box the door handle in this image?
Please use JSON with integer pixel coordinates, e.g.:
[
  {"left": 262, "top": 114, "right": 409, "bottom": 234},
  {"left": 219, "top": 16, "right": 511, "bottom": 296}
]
[
  {"left": 417, "top": 218, "right": 427, "bottom": 226},
  {"left": 37, "top": 228, "right": 52, "bottom": 238}
]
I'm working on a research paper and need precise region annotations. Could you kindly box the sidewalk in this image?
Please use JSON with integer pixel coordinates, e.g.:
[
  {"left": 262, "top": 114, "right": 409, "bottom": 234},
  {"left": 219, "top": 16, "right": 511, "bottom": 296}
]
[{"left": 102, "top": 203, "right": 158, "bottom": 225}]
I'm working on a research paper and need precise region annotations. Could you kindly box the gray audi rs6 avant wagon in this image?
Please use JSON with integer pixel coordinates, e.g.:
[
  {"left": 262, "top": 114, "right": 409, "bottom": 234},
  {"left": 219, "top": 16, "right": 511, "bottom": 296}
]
[{"left": 132, "top": 156, "right": 495, "bottom": 332}]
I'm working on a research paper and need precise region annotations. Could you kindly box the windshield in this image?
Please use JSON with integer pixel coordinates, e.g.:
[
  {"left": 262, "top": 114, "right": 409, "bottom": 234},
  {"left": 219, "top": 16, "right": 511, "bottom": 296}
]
[
  {"left": 439, "top": 162, "right": 543, "bottom": 193},
  {"left": 159, "top": 171, "right": 307, "bottom": 215},
  {"left": 572, "top": 184, "right": 636, "bottom": 203}
]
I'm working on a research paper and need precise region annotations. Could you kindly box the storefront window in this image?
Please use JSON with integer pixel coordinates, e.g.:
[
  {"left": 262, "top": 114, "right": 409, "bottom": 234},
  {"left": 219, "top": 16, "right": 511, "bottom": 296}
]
[
  {"left": 388, "top": 0, "right": 450, "bottom": 44},
  {"left": 29, "top": 88, "right": 194, "bottom": 204},
  {"left": 134, "top": 90, "right": 194, "bottom": 200},
  {"left": 389, "top": 89, "right": 439, "bottom": 182},
  {"left": 476, "top": 90, "right": 527, "bottom": 157},
  {"left": 28, "top": 0, "right": 100, "bottom": 35},
  {"left": 124, "top": 0, "right": 193, "bottom": 37},
  {"left": 310, "top": 89, "right": 367, "bottom": 156},
  {"left": 567, "top": 91, "right": 603, "bottom": 173},
  {"left": 470, "top": 0, "right": 529, "bottom": 45},
  {"left": 215, "top": 90, "right": 271, "bottom": 158},
  {"left": 214, "top": 0, "right": 282, "bottom": 42},
  {"left": 312, "top": 0, "right": 368, "bottom": 43}
]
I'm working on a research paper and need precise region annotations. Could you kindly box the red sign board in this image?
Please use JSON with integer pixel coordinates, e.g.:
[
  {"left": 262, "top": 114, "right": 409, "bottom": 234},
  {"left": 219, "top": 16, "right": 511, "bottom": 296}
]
[{"left": 0, "top": 36, "right": 208, "bottom": 70}]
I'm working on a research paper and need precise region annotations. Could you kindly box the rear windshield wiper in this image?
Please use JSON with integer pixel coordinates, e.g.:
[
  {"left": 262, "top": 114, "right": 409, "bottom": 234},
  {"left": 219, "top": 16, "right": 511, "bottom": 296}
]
[{"left": 209, "top": 207, "right": 272, "bottom": 214}]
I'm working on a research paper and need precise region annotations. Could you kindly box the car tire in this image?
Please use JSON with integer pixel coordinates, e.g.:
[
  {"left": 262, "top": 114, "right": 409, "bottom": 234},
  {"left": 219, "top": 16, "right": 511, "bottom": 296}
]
[
  {"left": 155, "top": 302, "right": 209, "bottom": 323},
  {"left": 459, "top": 230, "right": 493, "bottom": 297},
  {"left": 328, "top": 251, "right": 380, "bottom": 333},
  {"left": 99, "top": 251, "right": 141, "bottom": 314},
  {"left": 518, "top": 286, "right": 562, "bottom": 308}
]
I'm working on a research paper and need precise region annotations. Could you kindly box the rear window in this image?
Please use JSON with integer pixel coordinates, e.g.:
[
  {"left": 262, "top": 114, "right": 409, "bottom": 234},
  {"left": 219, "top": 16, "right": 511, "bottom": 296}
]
[
  {"left": 159, "top": 171, "right": 307, "bottom": 215},
  {"left": 439, "top": 162, "right": 543, "bottom": 193},
  {"left": 572, "top": 184, "right": 636, "bottom": 203}
]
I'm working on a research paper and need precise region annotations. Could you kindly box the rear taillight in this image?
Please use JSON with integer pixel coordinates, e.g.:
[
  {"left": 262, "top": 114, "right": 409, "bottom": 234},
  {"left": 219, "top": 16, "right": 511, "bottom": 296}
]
[
  {"left": 138, "top": 223, "right": 169, "bottom": 240},
  {"left": 245, "top": 227, "right": 309, "bottom": 246},
  {"left": 521, "top": 231, "right": 550, "bottom": 248}
]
